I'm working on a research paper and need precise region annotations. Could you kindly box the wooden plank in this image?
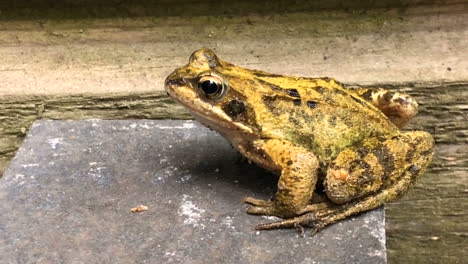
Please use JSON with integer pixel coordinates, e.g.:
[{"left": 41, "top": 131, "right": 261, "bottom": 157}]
[{"left": 1, "top": 4, "right": 467, "bottom": 96}]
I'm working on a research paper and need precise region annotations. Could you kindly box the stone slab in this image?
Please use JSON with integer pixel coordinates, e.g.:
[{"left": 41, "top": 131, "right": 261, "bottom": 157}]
[{"left": 0, "top": 120, "right": 386, "bottom": 264}]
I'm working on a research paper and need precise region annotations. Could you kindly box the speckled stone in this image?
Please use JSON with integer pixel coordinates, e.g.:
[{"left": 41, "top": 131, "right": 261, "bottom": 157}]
[{"left": 0, "top": 120, "right": 386, "bottom": 264}]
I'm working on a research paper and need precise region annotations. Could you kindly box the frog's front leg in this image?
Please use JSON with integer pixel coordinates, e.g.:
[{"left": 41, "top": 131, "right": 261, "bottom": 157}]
[{"left": 240, "top": 139, "right": 319, "bottom": 218}]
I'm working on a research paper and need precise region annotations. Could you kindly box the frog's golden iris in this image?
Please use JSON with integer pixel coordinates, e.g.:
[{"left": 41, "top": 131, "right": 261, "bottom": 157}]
[{"left": 165, "top": 48, "right": 434, "bottom": 234}]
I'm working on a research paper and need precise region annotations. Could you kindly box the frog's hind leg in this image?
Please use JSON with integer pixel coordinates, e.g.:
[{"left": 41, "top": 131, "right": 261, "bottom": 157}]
[
  {"left": 352, "top": 87, "right": 418, "bottom": 128},
  {"left": 319, "top": 131, "right": 433, "bottom": 232},
  {"left": 255, "top": 131, "right": 434, "bottom": 233},
  {"left": 325, "top": 131, "right": 434, "bottom": 205},
  {"left": 256, "top": 162, "right": 421, "bottom": 234}
]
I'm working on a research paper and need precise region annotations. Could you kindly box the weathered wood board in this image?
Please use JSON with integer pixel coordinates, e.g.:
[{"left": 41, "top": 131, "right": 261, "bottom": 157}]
[{"left": 1, "top": 1, "right": 467, "bottom": 263}]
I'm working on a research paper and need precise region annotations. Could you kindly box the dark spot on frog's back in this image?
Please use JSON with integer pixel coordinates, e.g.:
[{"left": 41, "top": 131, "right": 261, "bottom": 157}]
[
  {"left": 394, "top": 97, "right": 409, "bottom": 105},
  {"left": 254, "top": 71, "right": 285, "bottom": 78},
  {"left": 286, "top": 89, "right": 300, "bottom": 98},
  {"left": 382, "top": 91, "right": 395, "bottom": 103},
  {"left": 315, "top": 86, "right": 326, "bottom": 94},
  {"left": 361, "top": 90, "right": 374, "bottom": 101},
  {"left": 306, "top": 101, "right": 317, "bottom": 109},
  {"left": 408, "top": 164, "right": 420, "bottom": 175}
]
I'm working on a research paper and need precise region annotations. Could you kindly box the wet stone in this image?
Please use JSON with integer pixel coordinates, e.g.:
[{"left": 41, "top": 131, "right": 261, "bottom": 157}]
[{"left": 0, "top": 120, "right": 386, "bottom": 264}]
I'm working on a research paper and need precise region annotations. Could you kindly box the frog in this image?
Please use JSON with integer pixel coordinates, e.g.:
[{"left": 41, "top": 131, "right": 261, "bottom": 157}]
[{"left": 164, "top": 48, "right": 434, "bottom": 234}]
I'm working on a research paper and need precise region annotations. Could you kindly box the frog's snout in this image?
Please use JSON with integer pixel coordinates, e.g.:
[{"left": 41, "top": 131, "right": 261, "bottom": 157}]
[{"left": 164, "top": 70, "right": 184, "bottom": 92}]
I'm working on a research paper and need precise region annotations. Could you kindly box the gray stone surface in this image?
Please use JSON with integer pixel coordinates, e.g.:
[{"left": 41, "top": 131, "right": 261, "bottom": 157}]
[{"left": 0, "top": 120, "right": 386, "bottom": 264}]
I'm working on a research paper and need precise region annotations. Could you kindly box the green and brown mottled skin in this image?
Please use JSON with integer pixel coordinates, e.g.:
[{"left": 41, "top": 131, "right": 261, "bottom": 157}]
[{"left": 165, "top": 48, "right": 435, "bottom": 233}]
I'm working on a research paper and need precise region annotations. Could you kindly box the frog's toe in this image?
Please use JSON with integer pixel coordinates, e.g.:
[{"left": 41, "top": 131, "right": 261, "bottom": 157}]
[
  {"left": 254, "top": 213, "right": 317, "bottom": 231},
  {"left": 246, "top": 205, "right": 276, "bottom": 215},
  {"left": 252, "top": 213, "right": 330, "bottom": 235},
  {"left": 242, "top": 196, "right": 272, "bottom": 207},
  {"left": 242, "top": 197, "right": 281, "bottom": 216}
]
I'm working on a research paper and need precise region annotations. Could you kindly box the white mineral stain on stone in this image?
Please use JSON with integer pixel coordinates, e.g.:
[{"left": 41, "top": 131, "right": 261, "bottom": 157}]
[
  {"left": 178, "top": 194, "right": 206, "bottom": 228},
  {"left": 368, "top": 249, "right": 385, "bottom": 258},
  {"left": 178, "top": 174, "right": 192, "bottom": 183},
  {"left": 87, "top": 161, "right": 109, "bottom": 180},
  {"left": 13, "top": 173, "right": 25, "bottom": 182},
  {"left": 12, "top": 174, "right": 27, "bottom": 186},
  {"left": 221, "top": 216, "right": 235, "bottom": 230},
  {"left": 153, "top": 166, "right": 177, "bottom": 183},
  {"left": 21, "top": 164, "right": 39, "bottom": 168},
  {"left": 157, "top": 122, "right": 195, "bottom": 130},
  {"left": 47, "top": 137, "right": 64, "bottom": 149},
  {"left": 139, "top": 123, "right": 153, "bottom": 129}
]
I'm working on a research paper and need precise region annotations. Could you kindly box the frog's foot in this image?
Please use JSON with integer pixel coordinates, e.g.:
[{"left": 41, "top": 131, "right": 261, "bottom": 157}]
[
  {"left": 297, "top": 202, "right": 337, "bottom": 216},
  {"left": 253, "top": 203, "right": 340, "bottom": 234},
  {"left": 254, "top": 213, "right": 327, "bottom": 235},
  {"left": 242, "top": 196, "right": 282, "bottom": 216}
]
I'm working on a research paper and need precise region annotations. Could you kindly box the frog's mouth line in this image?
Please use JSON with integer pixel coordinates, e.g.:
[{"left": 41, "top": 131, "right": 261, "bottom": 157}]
[{"left": 166, "top": 85, "right": 254, "bottom": 135}]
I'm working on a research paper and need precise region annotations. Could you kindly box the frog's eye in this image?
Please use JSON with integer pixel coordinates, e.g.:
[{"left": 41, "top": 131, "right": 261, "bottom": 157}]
[{"left": 197, "top": 75, "right": 226, "bottom": 99}]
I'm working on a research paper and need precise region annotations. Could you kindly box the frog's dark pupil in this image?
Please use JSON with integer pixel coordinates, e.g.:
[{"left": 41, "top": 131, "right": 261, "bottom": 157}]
[{"left": 200, "top": 80, "right": 220, "bottom": 95}]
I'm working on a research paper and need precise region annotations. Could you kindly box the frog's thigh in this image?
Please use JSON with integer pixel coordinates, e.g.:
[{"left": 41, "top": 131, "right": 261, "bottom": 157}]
[
  {"left": 255, "top": 132, "right": 434, "bottom": 232},
  {"left": 353, "top": 87, "right": 418, "bottom": 128},
  {"left": 248, "top": 139, "right": 319, "bottom": 217},
  {"left": 325, "top": 131, "right": 434, "bottom": 204}
]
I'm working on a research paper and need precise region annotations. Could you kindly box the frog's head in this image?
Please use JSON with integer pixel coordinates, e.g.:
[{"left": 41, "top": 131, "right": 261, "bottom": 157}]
[{"left": 165, "top": 48, "right": 261, "bottom": 135}]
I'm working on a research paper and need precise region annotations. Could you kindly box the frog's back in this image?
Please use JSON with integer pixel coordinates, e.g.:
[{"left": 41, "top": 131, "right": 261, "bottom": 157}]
[{"left": 238, "top": 73, "right": 400, "bottom": 161}]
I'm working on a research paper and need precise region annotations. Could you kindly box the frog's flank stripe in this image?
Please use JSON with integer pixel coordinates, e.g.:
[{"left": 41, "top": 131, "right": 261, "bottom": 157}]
[
  {"left": 253, "top": 71, "right": 287, "bottom": 78},
  {"left": 255, "top": 79, "right": 308, "bottom": 108},
  {"left": 358, "top": 89, "right": 374, "bottom": 101},
  {"left": 256, "top": 79, "right": 286, "bottom": 93}
]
